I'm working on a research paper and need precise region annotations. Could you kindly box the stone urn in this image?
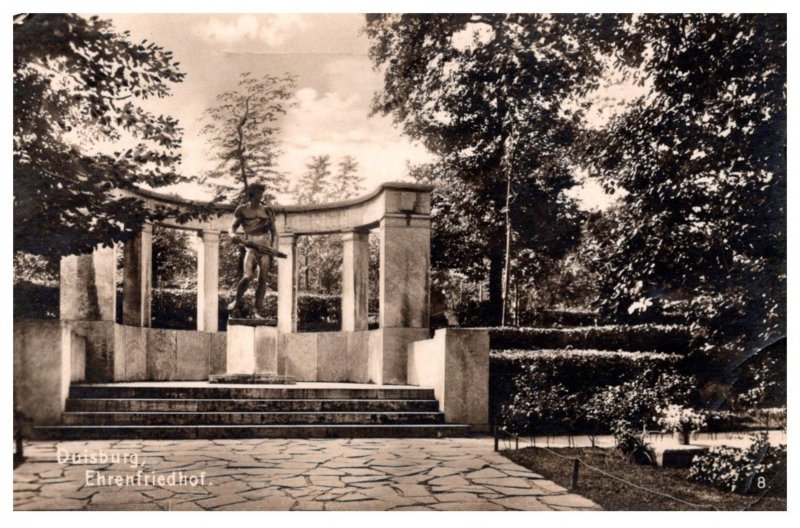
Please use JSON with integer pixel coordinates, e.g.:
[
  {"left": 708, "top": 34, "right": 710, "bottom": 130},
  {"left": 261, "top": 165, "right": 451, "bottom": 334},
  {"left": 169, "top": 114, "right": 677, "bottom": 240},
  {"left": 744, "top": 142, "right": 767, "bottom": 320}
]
[{"left": 674, "top": 430, "right": 691, "bottom": 445}]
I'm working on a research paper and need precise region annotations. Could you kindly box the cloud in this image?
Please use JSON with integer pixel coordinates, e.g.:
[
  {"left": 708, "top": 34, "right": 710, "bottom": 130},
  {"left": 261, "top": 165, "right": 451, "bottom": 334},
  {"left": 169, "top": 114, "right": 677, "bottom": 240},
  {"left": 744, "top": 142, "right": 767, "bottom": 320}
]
[
  {"left": 194, "top": 14, "right": 310, "bottom": 47},
  {"left": 277, "top": 87, "right": 432, "bottom": 198}
]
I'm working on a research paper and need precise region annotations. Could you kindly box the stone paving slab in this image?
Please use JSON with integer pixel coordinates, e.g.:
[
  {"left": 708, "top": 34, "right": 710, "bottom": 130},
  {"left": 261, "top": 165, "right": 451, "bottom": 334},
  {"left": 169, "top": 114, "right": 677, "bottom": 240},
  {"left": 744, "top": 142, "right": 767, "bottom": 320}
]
[{"left": 13, "top": 437, "right": 601, "bottom": 511}]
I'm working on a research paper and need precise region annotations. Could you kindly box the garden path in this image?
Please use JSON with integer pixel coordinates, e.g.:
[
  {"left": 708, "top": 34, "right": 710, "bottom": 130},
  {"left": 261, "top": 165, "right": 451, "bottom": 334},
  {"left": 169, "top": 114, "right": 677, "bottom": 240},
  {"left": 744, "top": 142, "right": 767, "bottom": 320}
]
[{"left": 14, "top": 437, "right": 601, "bottom": 511}]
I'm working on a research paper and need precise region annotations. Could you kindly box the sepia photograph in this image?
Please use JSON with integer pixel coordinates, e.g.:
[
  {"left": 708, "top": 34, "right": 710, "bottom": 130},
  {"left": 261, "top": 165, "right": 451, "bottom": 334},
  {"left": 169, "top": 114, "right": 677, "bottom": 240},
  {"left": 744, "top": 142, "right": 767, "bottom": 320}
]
[{"left": 9, "top": 5, "right": 789, "bottom": 514}]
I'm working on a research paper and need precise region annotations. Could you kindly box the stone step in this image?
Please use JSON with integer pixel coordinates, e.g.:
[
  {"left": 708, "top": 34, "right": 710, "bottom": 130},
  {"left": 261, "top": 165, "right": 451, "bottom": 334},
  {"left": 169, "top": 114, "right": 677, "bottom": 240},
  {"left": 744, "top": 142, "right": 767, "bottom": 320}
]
[
  {"left": 68, "top": 384, "right": 435, "bottom": 401},
  {"left": 61, "top": 411, "right": 445, "bottom": 426},
  {"left": 66, "top": 398, "right": 441, "bottom": 413},
  {"left": 34, "top": 423, "right": 470, "bottom": 440}
]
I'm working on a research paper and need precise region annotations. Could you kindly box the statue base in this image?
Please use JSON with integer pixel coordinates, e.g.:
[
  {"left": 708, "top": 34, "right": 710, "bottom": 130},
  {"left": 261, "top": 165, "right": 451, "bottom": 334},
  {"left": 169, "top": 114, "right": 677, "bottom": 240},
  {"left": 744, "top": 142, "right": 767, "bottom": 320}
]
[
  {"left": 209, "top": 373, "right": 295, "bottom": 385},
  {"left": 228, "top": 317, "right": 277, "bottom": 327}
]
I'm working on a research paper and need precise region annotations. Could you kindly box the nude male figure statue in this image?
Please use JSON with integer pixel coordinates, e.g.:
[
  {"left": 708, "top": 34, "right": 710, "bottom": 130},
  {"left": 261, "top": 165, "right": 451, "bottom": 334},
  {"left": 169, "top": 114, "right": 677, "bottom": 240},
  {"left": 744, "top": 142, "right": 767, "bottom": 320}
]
[{"left": 228, "top": 183, "right": 280, "bottom": 319}]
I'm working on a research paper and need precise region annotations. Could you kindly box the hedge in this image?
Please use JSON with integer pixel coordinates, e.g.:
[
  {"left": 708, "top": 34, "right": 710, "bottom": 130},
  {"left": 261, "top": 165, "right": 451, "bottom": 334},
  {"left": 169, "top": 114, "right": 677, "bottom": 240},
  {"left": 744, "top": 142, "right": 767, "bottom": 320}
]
[
  {"left": 490, "top": 349, "right": 686, "bottom": 435},
  {"left": 483, "top": 324, "right": 692, "bottom": 354},
  {"left": 150, "top": 288, "right": 379, "bottom": 331},
  {"left": 13, "top": 282, "right": 379, "bottom": 331},
  {"left": 13, "top": 281, "right": 59, "bottom": 319}
]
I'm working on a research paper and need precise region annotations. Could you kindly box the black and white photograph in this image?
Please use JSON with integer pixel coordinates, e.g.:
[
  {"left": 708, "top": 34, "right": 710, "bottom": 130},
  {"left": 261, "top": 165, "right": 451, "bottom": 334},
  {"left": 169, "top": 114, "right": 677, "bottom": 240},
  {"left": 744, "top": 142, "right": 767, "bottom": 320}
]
[{"left": 8, "top": 3, "right": 790, "bottom": 515}]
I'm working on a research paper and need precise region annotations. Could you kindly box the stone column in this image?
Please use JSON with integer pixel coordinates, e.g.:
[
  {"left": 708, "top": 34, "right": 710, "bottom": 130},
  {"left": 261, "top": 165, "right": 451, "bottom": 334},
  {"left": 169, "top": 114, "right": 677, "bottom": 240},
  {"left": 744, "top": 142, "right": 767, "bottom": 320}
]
[
  {"left": 379, "top": 215, "right": 431, "bottom": 329},
  {"left": 277, "top": 233, "right": 298, "bottom": 333},
  {"left": 122, "top": 223, "right": 152, "bottom": 327},
  {"left": 197, "top": 230, "right": 220, "bottom": 332},
  {"left": 341, "top": 230, "right": 369, "bottom": 332},
  {"left": 60, "top": 244, "right": 117, "bottom": 321}
]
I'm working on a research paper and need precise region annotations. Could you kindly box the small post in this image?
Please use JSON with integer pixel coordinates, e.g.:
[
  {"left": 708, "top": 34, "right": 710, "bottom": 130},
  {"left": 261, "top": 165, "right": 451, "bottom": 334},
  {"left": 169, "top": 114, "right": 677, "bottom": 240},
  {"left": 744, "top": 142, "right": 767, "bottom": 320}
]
[
  {"left": 494, "top": 425, "right": 499, "bottom": 452},
  {"left": 570, "top": 458, "right": 580, "bottom": 491},
  {"left": 16, "top": 430, "right": 23, "bottom": 461},
  {"left": 515, "top": 436, "right": 519, "bottom": 450}
]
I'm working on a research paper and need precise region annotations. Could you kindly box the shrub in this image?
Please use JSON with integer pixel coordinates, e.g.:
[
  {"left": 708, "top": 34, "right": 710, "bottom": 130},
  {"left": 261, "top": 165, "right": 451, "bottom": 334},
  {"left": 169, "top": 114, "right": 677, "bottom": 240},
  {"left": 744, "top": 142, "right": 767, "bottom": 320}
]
[
  {"left": 451, "top": 299, "right": 496, "bottom": 327},
  {"left": 689, "top": 433, "right": 787, "bottom": 495},
  {"left": 484, "top": 324, "right": 691, "bottom": 353},
  {"left": 491, "top": 350, "right": 685, "bottom": 435},
  {"left": 584, "top": 370, "right": 697, "bottom": 431},
  {"left": 151, "top": 287, "right": 199, "bottom": 329},
  {"left": 613, "top": 421, "right": 654, "bottom": 465},
  {"left": 658, "top": 404, "right": 707, "bottom": 434}
]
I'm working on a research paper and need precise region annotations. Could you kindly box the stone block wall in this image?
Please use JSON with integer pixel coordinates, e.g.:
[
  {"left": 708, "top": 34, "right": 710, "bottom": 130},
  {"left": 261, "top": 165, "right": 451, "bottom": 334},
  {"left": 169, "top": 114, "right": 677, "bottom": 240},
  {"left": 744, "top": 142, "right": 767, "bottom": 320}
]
[
  {"left": 407, "top": 328, "right": 490, "bottom": 431},
  {"left": 14, "top": 320, "right": 71, "bottom": 425},
  {"left": 270, "top": 328, "right": 430, "bottom": 384}
]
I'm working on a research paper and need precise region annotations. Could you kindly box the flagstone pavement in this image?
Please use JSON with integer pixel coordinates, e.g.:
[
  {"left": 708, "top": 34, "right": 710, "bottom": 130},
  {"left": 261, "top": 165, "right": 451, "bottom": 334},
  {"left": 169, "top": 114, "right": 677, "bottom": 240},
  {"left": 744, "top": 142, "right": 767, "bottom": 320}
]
[{"left": 14, "top": 437, "right": 601, "bottom": 511}]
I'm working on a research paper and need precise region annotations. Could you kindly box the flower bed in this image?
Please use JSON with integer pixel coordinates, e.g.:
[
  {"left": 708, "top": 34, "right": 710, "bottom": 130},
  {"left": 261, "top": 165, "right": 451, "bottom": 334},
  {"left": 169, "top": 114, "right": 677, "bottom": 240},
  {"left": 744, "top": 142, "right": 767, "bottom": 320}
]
[{"left": 689, "top": 432, "right": 787, "bottom": 495}]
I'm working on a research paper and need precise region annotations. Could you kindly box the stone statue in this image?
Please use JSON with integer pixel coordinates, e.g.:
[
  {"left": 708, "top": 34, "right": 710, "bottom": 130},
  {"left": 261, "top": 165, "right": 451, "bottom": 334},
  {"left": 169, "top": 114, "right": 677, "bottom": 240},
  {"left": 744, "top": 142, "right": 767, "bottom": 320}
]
[{"left": 228, "top": 183, "right": 281, "bottom": 319}]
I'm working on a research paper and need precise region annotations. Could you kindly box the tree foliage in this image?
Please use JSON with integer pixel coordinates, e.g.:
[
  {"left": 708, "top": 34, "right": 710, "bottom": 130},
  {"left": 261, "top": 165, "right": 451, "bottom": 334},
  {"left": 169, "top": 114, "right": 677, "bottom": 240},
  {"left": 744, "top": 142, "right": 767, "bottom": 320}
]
[
  {"left": 200, "top": 72, "right": 296, "bottom": 201},
  {"left": 151, "top": 226, "right": 196, "bottom": 289},
  {"left": 14, "top": 13, "right": 187, "bottom": 257},
  {"left": 331, "top": 155, "right": 364, "bottom": 199},
  {"left": 294, "top": 155, "right": 332, "bottom": 205},
  {"left": 583, "top": 14, "right": 786, "bottom": 372},
  {"left": 292, "top": 154, "right": 366, "bottom": 295},
  {"left": 366, "top": 14, "right": 617, "bottom": 323}
]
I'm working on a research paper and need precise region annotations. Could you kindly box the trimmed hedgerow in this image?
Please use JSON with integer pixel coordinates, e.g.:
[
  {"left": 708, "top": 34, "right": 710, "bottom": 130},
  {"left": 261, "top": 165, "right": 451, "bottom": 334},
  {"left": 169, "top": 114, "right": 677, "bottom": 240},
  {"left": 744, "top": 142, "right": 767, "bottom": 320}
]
[
  {"left": 151, "top": 288, "right": 346, "bottom": 331},
  {"left": 484, "top": 324, "right": 691, "bottom": 353},
  {"left": 490, "top": 349, "right": 690, "bottom": 435},
  {"left": 14, "top": 283, "right": 380, "bottom": 332},
  {"left": 149, "top": 288, "right": 380, "bottom": 331},
  {"left": 13, "top": 281, "right": 59, "bottom": 319}
]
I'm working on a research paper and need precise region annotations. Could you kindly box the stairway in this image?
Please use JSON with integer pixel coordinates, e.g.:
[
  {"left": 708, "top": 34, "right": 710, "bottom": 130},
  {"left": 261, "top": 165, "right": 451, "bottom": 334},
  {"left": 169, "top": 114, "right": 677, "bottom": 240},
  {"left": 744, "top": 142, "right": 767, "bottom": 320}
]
[{"left": 35, "top": 383, "right": 470, "bottom": 439}]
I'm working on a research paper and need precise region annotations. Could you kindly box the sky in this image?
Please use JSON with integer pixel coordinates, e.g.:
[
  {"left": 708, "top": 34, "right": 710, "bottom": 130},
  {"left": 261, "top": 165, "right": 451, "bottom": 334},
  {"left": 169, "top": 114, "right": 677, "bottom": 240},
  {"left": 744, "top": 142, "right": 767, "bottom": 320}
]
[
  {"left": 100, "top": 13, "right": 431, "bottom": 204},
  {"left": 101, "top": 13, "right": 620, "bottom": 209}
]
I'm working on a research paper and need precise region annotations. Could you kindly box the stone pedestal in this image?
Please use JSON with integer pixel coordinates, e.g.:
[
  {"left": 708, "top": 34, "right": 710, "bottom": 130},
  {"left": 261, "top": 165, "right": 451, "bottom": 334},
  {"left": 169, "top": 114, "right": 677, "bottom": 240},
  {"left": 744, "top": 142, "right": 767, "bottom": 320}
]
[
  {"left": 60, "top": 245, "right": 117, "bottom": 322},
  {"left": 653, "top": 444, "right": 709, "bottom": 468},
  {"left": 226, "top": 324, "right": 278, "bottom": 375}
]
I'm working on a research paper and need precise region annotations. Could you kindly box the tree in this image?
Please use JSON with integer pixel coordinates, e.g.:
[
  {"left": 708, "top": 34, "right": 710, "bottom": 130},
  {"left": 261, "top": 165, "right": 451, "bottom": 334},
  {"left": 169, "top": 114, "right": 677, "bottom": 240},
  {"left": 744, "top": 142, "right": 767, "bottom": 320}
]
[
  {"left": 291, "top": 155, "right": 338, "bottom": 294},
  {"left": 366, "top": 14, "right": 616, "bottom": 324},
  {"left": 294, "top": 155, "right": 332, "bottom": 205},
  {"left": 331, "top": 155, "right": 363, "bottom": 199},
  {"left": 14, "top": 14, "right": 187, "bottom": 257},
  {"left": 200, "top": 72, "right": 296, "bottom": 201},
  {"left": 151, "top": 226, "right": 196, "bottom": 289},
  {"left": 583, "top": 14, "right": 786, "bottom": 376}
]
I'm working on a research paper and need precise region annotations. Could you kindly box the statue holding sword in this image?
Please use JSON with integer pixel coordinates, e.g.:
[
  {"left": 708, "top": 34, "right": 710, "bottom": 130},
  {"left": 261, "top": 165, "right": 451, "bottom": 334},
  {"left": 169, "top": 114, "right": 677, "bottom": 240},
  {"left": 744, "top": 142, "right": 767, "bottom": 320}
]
[{"left": 228, "top": 183, "right": 287, "bottom": 319}]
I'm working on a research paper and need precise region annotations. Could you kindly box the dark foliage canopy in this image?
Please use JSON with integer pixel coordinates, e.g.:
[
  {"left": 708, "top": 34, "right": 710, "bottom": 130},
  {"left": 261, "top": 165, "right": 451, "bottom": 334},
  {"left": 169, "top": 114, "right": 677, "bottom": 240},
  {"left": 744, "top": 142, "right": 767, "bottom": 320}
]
[
  {"left": 366, "top": 14, "right": 622, "bottom": 320},
  {"left": 583, "top": 14, "right": 786, "bottom": 367},
  {"left": 14, "top": 14, "right": 189, "bottom": 257}
]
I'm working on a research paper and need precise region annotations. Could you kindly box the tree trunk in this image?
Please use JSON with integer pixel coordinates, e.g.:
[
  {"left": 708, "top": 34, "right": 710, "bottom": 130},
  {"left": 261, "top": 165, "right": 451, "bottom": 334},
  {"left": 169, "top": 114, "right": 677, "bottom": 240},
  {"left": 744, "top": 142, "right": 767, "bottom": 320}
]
[
  {"left": 501, "top": 171, "right": 513, "bottom": 326},
  {"left": 487, "top": 243, "right": 504, "bottom": 326}
]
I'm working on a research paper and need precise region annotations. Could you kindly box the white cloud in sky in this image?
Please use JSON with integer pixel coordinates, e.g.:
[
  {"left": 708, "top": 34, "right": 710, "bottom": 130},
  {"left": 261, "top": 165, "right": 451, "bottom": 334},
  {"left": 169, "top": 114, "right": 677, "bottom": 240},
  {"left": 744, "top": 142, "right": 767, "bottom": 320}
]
[
  {"left": 194, "top": 14, "right": 311, "bottom": 47},
  {"left": 103, "top": 14, "right": 622, "bottom": 211},
  {"left": 278, "top": 87, "right": 432, "bottom": 199}
]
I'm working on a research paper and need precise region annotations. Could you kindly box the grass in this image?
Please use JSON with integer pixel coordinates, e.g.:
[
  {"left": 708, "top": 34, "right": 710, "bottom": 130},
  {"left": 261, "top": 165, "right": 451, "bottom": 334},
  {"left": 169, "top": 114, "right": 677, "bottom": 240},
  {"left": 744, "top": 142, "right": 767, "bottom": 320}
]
[{"left": 502, "top": 447, "right": 786, "bottom": 511}]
